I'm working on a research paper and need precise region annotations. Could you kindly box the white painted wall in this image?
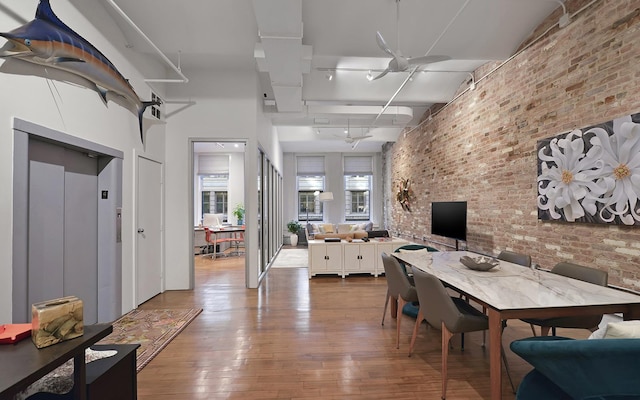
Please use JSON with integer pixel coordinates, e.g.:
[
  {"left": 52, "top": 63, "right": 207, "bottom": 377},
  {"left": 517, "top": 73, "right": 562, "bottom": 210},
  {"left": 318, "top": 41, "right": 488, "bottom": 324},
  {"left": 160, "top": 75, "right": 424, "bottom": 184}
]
[
  {"left": 163, "top": 67, "right": 283, "bottom": 290},
  {"left": 0, "top": 0, "right": 166, "bottom": 321}
]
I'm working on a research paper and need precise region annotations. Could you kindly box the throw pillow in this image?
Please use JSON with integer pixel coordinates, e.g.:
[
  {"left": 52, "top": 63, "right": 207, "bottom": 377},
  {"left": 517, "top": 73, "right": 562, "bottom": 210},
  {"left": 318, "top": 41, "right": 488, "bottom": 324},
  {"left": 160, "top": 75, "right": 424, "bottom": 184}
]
[
  {"left": 364, "top": 221, "right": 373, "bottom": 231},
  {"left": 321, "top": 223, "right": 334, "bottom": 233},
  {"left": 398, "top": 248, "right": 430, "bottom": 256},
  {"left": 603, "top": 320, "right": 640, "bottom": 339}
]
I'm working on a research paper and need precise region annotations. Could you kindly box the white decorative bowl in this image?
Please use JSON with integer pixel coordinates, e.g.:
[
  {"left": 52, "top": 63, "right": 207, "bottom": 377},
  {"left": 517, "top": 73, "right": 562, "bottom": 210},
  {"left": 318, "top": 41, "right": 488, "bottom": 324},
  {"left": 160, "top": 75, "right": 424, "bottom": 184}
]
[{"left": 460, "top": 256, "right": 499, "bottom": 271}]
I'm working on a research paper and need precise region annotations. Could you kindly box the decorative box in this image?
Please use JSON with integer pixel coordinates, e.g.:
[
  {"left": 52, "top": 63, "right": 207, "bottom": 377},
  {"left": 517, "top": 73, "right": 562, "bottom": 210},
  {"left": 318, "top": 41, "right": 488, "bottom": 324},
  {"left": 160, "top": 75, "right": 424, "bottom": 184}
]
[{"left": 32, "top": 296, "right": 84, "bottom": 349}]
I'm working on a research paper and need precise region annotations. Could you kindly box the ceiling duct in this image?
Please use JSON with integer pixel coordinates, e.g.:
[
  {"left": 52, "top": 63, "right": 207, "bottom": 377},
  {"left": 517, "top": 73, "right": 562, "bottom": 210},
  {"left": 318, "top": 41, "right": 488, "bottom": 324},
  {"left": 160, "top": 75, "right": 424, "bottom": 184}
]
[{"left": 252, "top": 0, "right": 310, "bottom": 113}]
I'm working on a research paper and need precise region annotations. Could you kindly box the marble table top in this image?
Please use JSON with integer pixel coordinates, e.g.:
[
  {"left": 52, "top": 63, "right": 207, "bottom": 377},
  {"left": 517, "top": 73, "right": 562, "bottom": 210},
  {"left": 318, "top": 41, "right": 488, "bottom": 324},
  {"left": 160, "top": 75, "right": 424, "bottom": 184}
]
[{"left": 393, "top": 250, "right": 640, "bottom": 311}]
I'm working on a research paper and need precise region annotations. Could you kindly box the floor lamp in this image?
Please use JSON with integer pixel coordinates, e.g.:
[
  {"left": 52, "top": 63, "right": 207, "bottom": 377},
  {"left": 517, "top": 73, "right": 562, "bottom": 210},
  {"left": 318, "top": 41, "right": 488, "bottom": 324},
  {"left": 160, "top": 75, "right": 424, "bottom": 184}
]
[{"left": 319, "top": 191, "right": 333, "bottom": 220}]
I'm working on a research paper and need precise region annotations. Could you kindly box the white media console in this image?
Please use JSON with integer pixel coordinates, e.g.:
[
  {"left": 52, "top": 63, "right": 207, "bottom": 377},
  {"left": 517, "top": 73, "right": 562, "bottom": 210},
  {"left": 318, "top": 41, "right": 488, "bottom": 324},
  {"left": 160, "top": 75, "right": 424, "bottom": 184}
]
[{"left": 307, "top": 237, "right": 409, "bottom": 278}]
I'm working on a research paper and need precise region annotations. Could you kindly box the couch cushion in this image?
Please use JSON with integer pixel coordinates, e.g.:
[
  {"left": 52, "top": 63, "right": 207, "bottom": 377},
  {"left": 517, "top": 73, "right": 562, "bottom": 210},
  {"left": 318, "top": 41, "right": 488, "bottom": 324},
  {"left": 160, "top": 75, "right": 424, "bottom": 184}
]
[{"left": 337, "top": 224, "right": 353, "bottom": 234}]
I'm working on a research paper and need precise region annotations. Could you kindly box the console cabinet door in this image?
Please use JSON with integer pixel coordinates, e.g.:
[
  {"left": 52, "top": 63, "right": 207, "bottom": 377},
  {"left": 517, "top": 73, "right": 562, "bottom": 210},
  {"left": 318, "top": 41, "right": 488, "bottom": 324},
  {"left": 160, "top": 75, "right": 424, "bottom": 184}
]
[
  {"left": 344, "top": 244, "right": 376, "bottom": 275},
  {"left": 309, "top": 244, "right": 329, "bottom": 275},
  {"left": 325, "top": 244, "right": 343, "bottom": 274},
  {"left": 343, "top": 245, "right": 362, "bottom": 273},
  {"left": 309, "top": 243, "right": 343, "bottom": 277}
]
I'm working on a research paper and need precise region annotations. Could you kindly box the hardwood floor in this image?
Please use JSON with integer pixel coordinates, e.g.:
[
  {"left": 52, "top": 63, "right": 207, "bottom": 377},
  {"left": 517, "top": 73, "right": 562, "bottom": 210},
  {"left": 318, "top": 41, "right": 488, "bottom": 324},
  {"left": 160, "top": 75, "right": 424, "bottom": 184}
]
[{"left": 136, "top": 248, "right": 588, "bottom": 399}]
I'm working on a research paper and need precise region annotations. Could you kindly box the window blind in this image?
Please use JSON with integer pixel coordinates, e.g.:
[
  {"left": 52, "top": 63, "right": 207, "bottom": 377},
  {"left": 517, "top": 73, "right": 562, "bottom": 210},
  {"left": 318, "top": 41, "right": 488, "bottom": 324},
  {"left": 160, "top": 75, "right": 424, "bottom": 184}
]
[
  {"left": 344, "top": 156, "right": 372, "bottom": 175},
  {"left": 198, "top": 155, "right": 229, "bottom": 175},
  {"left": 297, "top": 156, "right": 325, "bottom": 176}
]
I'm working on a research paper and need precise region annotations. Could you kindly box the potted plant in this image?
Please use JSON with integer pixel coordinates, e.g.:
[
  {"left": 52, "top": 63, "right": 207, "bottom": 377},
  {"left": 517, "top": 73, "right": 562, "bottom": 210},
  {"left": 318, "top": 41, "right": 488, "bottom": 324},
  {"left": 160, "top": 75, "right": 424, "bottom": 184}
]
[
  {"left": 287, "top": 220, "right": 302, "bottom": 246},
  {"left": 232, "top": 204, "right": 245, "bottom": 226}
]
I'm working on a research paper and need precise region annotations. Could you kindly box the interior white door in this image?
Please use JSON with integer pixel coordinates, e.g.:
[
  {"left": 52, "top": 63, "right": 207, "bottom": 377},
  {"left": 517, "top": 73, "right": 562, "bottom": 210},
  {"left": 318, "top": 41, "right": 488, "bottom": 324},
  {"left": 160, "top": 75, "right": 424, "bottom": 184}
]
[{"left": 137, "top": 157, "right": 163, "bottom": 305}]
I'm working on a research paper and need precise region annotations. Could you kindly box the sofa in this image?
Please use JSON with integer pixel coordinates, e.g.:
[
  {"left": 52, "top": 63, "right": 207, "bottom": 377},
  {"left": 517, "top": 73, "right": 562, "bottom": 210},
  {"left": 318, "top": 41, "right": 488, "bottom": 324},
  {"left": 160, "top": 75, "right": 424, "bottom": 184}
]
[
  {"left": 305, "top": 222, "right": 373, "bottom": 241},
  {"left": 510, "top": 325, "right": 640, "bottom": 399}
]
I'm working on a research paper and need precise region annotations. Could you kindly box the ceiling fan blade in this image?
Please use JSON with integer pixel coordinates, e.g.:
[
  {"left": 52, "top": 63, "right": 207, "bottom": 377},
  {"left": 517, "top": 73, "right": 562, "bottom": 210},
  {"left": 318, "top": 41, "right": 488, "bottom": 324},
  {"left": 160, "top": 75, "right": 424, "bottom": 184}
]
[
  {"left": 375, "top": 31, "right": 397, "bottom": 58},
  {"left": 372, "top": 68, "right": 390, "bottom": 80},
  {"left": 353, "top": 135, "right": 373, "bottom": 140},
  {"left": 407, "top": 54, "right": 451, "bottom": 66}
]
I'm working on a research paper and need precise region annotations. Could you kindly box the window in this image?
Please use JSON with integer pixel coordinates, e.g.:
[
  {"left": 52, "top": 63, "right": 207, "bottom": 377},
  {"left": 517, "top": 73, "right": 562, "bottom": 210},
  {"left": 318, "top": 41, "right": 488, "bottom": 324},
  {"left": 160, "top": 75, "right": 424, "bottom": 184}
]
[
  {"left": 200, "top": 174, "right": 229, "bottom": 221},
  {"left": 344, "top": 156, "right": 372, "bottom": 221},
  {"left": 198, "top": 155, "right": 230, "bottom": 222},
  {"left": 297, "top": 156, "right": 325, "bottom": 221}
]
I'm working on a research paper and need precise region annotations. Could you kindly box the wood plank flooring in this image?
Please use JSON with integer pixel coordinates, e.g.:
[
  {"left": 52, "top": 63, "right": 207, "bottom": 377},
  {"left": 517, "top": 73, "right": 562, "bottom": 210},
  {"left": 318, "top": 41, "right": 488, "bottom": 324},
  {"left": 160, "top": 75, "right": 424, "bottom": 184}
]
[{"left": 136, "top": 247, "right": 588, "bottom": 399}]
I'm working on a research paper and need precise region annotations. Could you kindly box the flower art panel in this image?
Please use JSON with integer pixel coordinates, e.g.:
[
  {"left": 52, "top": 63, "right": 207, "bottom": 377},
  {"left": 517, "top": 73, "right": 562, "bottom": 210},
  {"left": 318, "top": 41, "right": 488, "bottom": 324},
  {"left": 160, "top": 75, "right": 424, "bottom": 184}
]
[{"left": 537, "top": 113, "right": 640, "bottom": 225}]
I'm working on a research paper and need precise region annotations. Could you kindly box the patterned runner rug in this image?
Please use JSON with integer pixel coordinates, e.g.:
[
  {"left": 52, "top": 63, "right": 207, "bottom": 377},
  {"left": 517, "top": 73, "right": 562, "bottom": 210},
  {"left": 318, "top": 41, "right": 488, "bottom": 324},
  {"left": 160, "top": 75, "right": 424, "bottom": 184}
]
[{"left": 98, "top": 308, "right": 202, "bottom": 372}]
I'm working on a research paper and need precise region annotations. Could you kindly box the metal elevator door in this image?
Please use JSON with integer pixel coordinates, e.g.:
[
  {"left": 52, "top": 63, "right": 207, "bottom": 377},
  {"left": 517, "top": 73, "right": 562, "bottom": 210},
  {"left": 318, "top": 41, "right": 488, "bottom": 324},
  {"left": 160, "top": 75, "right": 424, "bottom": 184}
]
[{"left": 28, "top": 139, "right": 99, "bottom": 324}]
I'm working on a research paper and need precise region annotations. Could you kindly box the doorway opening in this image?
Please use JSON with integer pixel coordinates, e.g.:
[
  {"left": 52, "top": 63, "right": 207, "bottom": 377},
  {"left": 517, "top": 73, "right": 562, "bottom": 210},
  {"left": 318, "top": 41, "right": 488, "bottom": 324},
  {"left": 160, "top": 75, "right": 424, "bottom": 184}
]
[{"left": 189, "top": 140, "right": 247, "bottom": 287}]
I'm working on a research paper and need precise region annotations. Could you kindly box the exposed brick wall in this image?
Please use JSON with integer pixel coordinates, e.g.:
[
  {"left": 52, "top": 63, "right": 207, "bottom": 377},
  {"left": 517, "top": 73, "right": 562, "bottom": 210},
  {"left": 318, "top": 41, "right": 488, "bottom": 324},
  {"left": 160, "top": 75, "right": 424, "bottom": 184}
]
[{"left": 383, "top": 0, "right": 640, "bottom": 290}]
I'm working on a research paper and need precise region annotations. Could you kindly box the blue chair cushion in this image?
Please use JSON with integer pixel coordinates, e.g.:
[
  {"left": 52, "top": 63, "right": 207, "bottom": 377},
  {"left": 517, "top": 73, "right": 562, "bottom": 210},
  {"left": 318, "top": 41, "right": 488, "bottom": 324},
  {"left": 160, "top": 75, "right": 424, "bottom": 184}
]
[
  {"left": 402, "top": 302, "right": 419, "bottom": 318},
  {"left": 511, "top": 336, "right": 640, "bottom": 400}
]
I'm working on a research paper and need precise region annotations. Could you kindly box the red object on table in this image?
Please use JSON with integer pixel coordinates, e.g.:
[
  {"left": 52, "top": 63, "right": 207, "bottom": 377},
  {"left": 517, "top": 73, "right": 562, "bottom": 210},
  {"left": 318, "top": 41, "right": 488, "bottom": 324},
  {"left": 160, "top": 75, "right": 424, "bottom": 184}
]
[{"left": 0, "top": 324, "right": 32, "bottom": 344}]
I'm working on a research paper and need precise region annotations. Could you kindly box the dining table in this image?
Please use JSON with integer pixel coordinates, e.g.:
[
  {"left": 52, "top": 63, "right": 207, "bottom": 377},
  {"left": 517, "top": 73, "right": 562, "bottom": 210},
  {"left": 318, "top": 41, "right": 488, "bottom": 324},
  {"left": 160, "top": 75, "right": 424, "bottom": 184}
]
[{"left": 392, "top": 250, "right": 640, "bottom": 400}]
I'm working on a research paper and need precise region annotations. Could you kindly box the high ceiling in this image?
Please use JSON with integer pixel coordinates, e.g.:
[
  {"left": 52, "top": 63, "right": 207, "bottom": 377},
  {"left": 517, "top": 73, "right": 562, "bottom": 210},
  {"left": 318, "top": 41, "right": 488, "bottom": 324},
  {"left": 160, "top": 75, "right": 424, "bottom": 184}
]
[{"left": 94, "top": 0, "right": 564, "bottom": 152}]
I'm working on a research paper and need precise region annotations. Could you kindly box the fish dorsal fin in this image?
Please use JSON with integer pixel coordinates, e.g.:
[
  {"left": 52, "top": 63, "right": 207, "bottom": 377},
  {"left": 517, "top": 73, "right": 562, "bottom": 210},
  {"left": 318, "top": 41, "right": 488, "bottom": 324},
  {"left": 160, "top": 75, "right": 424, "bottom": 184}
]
[{"left": 35, "top": 0, "right": 82, "bottom": 39}]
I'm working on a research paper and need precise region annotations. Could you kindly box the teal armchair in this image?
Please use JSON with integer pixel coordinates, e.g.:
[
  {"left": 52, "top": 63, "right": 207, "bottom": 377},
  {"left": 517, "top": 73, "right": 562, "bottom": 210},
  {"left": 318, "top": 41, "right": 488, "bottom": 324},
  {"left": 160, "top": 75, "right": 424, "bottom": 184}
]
[{"left": 510, "top": 336, "right": 640, "bottom": 399}]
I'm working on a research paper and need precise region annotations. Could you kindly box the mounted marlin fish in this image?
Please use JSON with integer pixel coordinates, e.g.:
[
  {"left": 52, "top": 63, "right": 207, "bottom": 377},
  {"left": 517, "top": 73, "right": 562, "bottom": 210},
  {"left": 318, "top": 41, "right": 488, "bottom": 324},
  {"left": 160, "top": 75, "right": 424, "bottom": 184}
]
[{"left": 0, "top": 0, "right": 159, "bottom": 143}]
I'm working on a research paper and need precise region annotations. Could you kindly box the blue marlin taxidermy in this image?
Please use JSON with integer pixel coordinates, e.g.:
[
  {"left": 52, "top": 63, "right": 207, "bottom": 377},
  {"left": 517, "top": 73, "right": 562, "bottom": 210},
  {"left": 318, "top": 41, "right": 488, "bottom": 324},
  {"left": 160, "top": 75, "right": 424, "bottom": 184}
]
[{"left": 0, "top": 0, "right": 160, "bottom": 143}]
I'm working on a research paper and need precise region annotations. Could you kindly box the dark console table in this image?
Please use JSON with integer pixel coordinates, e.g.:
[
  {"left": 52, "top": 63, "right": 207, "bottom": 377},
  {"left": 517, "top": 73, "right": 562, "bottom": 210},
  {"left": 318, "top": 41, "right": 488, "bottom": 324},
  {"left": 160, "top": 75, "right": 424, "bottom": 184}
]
[{"left": 0, "top": 324, "right": 112, "bottom": 400}]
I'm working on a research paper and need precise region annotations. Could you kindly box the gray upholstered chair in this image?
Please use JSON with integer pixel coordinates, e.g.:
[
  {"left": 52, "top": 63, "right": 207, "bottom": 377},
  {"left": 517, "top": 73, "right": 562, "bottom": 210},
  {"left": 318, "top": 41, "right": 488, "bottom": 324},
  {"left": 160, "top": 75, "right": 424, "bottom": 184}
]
[
  {"left": 380, "top": 252, "right": 419, "bottom": 349},
  {"left": 523, "top": 261, "right": 608, "bottom": 336},
  {"left": 409, "top": 266, "right": 489, "bottom": 399},
  {"left": 497, "top": 250, "right": 531, "bottom": 267}
]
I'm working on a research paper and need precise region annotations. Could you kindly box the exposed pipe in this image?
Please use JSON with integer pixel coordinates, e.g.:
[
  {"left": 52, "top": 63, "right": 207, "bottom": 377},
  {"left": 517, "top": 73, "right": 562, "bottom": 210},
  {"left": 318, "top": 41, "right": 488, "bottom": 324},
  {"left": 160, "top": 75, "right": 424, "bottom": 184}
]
[{"left": 103, "top": 0, "right": 189, "bottom": 84}]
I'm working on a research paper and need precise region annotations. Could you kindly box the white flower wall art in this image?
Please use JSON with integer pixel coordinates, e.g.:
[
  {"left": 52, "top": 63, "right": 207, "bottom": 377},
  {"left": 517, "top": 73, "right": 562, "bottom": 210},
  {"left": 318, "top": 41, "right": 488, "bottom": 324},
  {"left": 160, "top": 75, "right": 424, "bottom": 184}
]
[{"left": 537, "top": 113, "right": 640, "bottom": 225}]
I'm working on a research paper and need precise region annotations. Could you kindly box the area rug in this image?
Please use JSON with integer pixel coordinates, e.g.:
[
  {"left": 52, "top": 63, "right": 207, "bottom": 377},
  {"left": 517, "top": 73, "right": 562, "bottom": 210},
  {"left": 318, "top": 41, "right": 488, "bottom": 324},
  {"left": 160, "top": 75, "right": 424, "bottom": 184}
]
[
  {"left": 98, "top": 308, "right": 202, "bottom": 372},
  {"left": 271, "top": 248, "right": 308, "bottom": 268}
]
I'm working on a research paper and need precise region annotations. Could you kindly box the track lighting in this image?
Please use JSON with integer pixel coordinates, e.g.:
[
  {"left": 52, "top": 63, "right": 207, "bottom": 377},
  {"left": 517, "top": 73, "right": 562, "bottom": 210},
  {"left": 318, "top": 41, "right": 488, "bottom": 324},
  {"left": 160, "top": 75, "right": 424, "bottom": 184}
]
[
  {"left": 366, "top": 70, "right": 373, "bottom": 81},
  {"left": 326, "top": 72, "right": 333, "bottom": 81}
]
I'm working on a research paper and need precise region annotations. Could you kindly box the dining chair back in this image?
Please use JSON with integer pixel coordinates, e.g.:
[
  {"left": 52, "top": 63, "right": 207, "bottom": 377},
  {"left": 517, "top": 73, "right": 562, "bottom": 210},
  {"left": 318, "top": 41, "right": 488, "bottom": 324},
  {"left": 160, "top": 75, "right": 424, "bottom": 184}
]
[
  {"left": 380, "top": 252, "right": 418, "bottom": 349},
  {"left": 524, "top": 261, "right": 608, "bottom": 336},
  {"left": 410, "top": 266, "right": 489, "bottom": 399},
  {"left": 497, "top": 250, "right": 531, "bottom": 268}
]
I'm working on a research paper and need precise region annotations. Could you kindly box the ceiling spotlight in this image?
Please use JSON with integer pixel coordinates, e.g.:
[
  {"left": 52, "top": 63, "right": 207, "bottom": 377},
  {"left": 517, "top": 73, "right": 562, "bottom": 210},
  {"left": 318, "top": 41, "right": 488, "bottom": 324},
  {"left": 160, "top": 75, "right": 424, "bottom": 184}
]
[
  {"left": 366, "top": 70, "right": 373, "bottom": 81},
  {"left": 326, "top": 72, "right": 333, "bottom": 81}
]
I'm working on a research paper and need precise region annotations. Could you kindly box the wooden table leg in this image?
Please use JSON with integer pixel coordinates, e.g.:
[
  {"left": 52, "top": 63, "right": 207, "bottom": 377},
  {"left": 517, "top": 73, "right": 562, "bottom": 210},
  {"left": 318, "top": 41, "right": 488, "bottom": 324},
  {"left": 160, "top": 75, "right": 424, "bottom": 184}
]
[
  {"left": 73, "top": 353, "right": 87, "bottom": 400},
  {"left": 488, "top": 308, "right": 502, "bottom": 400}
]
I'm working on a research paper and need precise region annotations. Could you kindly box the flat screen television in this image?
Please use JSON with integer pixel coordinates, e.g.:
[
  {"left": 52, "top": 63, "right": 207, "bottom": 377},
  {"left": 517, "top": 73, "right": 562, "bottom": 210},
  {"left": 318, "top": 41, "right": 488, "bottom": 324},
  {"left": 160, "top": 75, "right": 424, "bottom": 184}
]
[{"left": 431, "top": 201, "right": 467, "bottom": 242}]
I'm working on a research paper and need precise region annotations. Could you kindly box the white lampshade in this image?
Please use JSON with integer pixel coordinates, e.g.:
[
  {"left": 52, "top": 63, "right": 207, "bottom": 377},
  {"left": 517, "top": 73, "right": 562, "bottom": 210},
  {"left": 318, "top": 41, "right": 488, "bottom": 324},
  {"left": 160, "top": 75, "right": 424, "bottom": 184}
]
[{"left": 318, "top": 192, "right": 333, "bottom": 201}]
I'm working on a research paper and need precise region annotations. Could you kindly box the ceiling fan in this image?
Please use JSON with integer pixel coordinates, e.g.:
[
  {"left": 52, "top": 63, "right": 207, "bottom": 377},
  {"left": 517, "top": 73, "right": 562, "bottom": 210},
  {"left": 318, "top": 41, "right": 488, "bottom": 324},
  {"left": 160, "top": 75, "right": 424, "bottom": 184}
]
[
  {"left": 333, "top": 121, "right": 373, "bottom": 144},
  {"left": 371, "top": 0, "right": 451, "bottom": 80}
]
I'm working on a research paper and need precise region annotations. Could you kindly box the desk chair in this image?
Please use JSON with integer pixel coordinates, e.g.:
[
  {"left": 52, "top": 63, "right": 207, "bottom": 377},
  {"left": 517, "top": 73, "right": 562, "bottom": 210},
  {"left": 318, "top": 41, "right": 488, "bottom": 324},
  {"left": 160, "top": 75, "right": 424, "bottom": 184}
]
[
  {"left": 523, "top": 261, "right": 608, "bottom": 336},
  {"left": 409, "top": 266, "right": 490, "bottom": 399},
  {"left": 381, "top": 253, "right": 419, "bottom": 349},
  {"left": 228, "top": 230, "right": 245, "bottom": 256},
  {"left": 203, "top": 227, "right": 233, "bottom": 260}
]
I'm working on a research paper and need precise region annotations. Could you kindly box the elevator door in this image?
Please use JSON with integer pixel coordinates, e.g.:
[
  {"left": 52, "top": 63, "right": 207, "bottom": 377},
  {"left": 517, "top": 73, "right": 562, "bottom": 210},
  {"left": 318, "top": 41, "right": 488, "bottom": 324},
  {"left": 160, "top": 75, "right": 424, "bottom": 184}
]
[{"left": 28, "top": 139, "right": 99, "bottom": 324}]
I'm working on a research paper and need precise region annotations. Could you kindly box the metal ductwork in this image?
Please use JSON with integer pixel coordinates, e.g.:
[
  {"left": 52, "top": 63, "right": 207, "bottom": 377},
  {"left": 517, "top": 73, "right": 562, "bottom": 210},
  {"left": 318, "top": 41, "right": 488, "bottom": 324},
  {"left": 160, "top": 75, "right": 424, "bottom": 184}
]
[{"left": 252, "top": 0, "right": 309, "bottom": 113}]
